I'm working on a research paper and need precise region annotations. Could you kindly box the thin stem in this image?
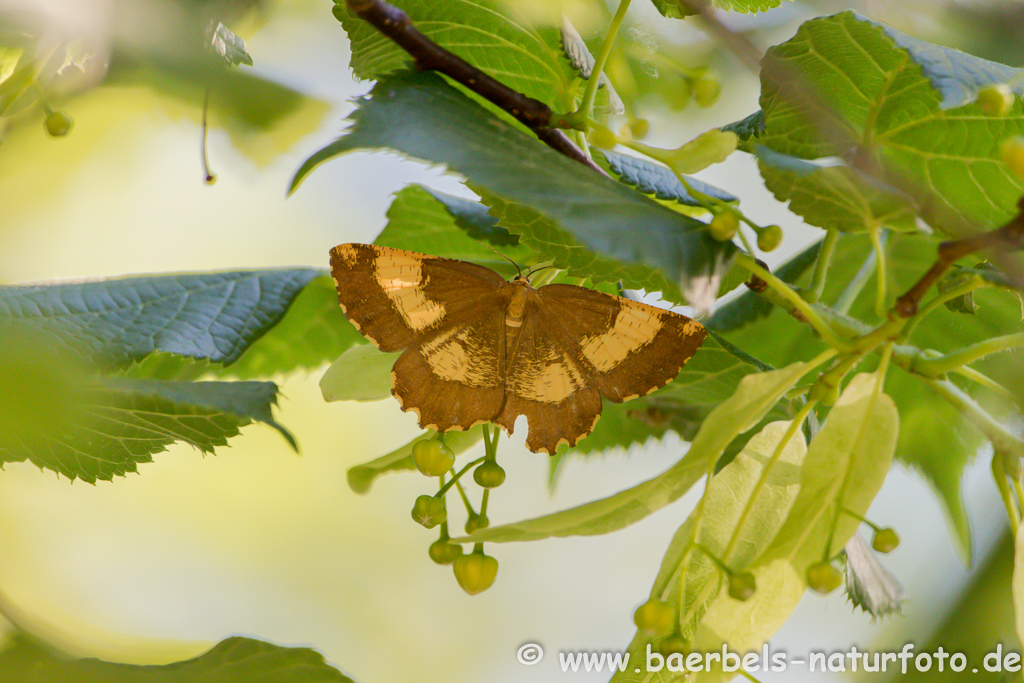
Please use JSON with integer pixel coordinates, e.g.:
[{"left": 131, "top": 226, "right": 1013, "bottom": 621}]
[
  {"left": 834, "top": 249, "right": 877, "bottom": 315},
  {"left": 992, "top": 451, "right": 1021, "bottom": 536},
  {"left": 453, "top": 478, "right": 473, "bottom": 515},
  {"left": 436, "top": 456, "right": 487, "bottom": 497},
  {"left": 736, "top": 227, "right": 755, "bottom": 255},
  {"left": 577, "top": 0, "right": 632, "bottom": 119},
  {"left": 734, "top": 253, "right": 853, "bottom": 351},
  {"left": 804, "top": 228, "right": 838, "bottom": 303},
  {"left": 928, "top": 379, "right": 1024, "bottom": 464},
  {"left": 868, "top": 225, "right": 888, "bottom": 317},
  {"left": 898, "top": 279, "right": 987, "bottom": 343},
  {"left": 913, "top": 332, "right": 1024, "bottom": 377},
  {"left": 951, "top": 366, "right": 1017, "bottom": 404},
  {"left": 201, "top": 89, "right": 216, "bottom": 184}
]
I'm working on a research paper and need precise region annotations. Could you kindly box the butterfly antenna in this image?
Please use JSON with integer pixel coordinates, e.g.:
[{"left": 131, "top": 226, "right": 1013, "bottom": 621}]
[{"left": 481, "top": 242, "right": 523, "bottom": 278}]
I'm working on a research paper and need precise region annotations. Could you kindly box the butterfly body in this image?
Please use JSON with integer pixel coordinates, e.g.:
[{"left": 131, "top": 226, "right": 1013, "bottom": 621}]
[{"left": 330, "top": 243, "right": 706, "bottom": 453}]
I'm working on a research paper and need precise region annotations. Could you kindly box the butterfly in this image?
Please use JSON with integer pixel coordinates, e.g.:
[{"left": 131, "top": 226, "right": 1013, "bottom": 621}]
[{"left": 329, "top": 243, "right": 707, "bottom": 454}]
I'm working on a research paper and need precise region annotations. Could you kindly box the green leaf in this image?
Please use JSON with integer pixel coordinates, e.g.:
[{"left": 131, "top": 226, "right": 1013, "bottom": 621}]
[
  {"left": 208, "top": 22, "right": 254, "bottom": 67},
  {"left": 755, "top": 146, "right": 919, "bottom": 233},
  {"left": 321, "top": 346, "right": 402, "bottom": 402},
  {"left": 334, "top": 0, "right": 573, "bottom": 110},
  {"left": 599, "top": 150, "right": 738, "bottom": 208},
  {"left": 290, "top": 71, "right": 735, "bottom": 308},
  {"left": 0, "top": 269, "right": 325, "bottom": 372},
  {"left": 678, "top": 419, "right": 806, "bottom": 637},
  {"left": 649, "top": 0, "right": 782, "bottom": 19},
  {"left": 0, "top": 634, "right": 355, "bottom": 683},
  {"left": 674, "top": 373, "right": 897, "bottom": 683},
  {"left": 768, "top": 372, "right": 898, "bottom": 562},
  {"left": 759, "top": 11, "right": 1024, "bottom": 233},
  {"left": 347, "top": 429, "right": 483, "bottom": 494},
  {"left": 0, "top": 340, "right": 293, "bottom": 483},
  {"left": 375, "top": 185, "right": 532, "bottom": 274},
  {"left": 456, "top": 360, "right": 811, "bottom": 543}
]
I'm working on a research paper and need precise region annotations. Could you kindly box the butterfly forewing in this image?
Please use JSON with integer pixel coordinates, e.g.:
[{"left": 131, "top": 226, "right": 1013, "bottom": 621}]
[
  {"left": 330, "top": 243, "right": 506, "bottom": 351},
  {"left": 534, "top": 284, "right": 707, "bottom": 402}
]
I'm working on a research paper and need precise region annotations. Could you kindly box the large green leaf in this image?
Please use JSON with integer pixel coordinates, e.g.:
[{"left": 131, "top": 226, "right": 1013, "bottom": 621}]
[
  {"left": 599, "top": 150, "right": 737, "bottom": 209},
  {"left": 650, "top": 0, "right": 782, "bottom": 18},
  {"left": 290, "top": 71, "right": 735, "bottom": 307},
  {"left": 0, "top": 634, "right": 354, "bottom": 683},
  {"left": 374, "top": 185, "right": 533, "bottom": 273},
  {"left": 457, "top": 360, "right": 811, "bottom": 543},
  {"left": 758, "top": 11, "right": 1024, "bottom": 234},
  {"left": 0, "top": 270, "right": 326, "bottom": 372},
  {"left": 334, "top": 0, "right": 574, "bottom": 111},
  {"left": 321, "top": 346, "right": 401, "bottom": 403},
  {"left": 0, "top": 337, "right": 292, "bottom": 482},
  {"left": 755, "top": 147, "right": 918, "bottom": 233}
]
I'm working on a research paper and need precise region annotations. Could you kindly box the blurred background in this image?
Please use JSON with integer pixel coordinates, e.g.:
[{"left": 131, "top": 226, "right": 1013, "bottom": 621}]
[{"left": 0, "top": 0, "right": 1019, "bottom": 681}]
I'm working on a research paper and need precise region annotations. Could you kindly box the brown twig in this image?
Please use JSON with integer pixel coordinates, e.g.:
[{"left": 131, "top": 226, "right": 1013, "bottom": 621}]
[
  {"left": 345, "top": 0, "right": 606, "bottom": 175},
  {"left": 895, "top": 198, "right": 1024, "bottom": 316}
]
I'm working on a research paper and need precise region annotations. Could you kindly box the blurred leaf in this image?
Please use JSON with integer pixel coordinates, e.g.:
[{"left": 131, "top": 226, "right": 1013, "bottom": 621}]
[
  {"left": 0, "top": 353, "right": 292, "bottom": 483},
  {"left": 458, "top": 361, "right": 810, "bottom": 543},
  {"left": 650, "top": 0, "right": 782, "bottom": 18},
  {"left": 347, "top": 429, "right": 483, "bottom": 494},
  {"left": 559, "top": 16, "right": 622, "bottom": 115},
  {"left": 758, "top": 11, "right": 1024, "bottom": 234},
  {"left": 321, "top": 346, "right": 401, "bottom": 402},
  {"left": 291, "top": 71, "right": 736, "bottom": 307},
  {"left": 899, "top": 531, "right": 1019, "bottom": 683},
  {"left": 0, "top": 269, "right": 324, "bottom": 372},
  {"left": 207, "top": 22, "right": 253, "bottom": 67},
  {"left": 844, "top": 532, "right": 906, "bottom": 619},
  {"left": 374, "top": 185, "right": 532, "bottom": 274},
  {"left": 0, "top": 633, "right": 355, "bottom": 683},
  {"left": 334, "top": 0, "right": 573, "bottom": 110},
  {"left": 755, "top": 147, "right": 919, "bottom": 233},
  {"left": 599, "top": 150, "right": 737, "bottom": 208}
]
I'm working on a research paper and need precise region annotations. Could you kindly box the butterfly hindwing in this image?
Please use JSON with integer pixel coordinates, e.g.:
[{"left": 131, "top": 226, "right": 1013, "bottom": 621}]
[
  {"left": 392, "top": 305, "right": 508, "bottom": 433},
  {"left": 493, "top": 297, "right": 603, "bottom": 454}
]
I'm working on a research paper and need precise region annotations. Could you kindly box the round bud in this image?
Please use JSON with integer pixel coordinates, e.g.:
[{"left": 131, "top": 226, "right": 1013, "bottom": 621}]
[
  {"left": 589, "top": 127, "right": 617, "bottom": 150},
  {"left": 693, "top": 77, "right": 721, "bottom": 108},
  {"left": 412, "top": 438, "right": 456, "bottom": 477},
  {"left": 628, "top": 118, "right": 650, "bottom": 140},
  {"left": 806, "top": 561, "right": 843, "bottom": 594},
  {"left": 428, "top": 539, "right": 464, "bottom": 565},
  {"left": 871, "top": 527, "right": 900, "bottom": 554},
  {"left": 709, "top": 211, "right": 739, "bottom": 242},
  {"left": 464, "top": 513, "right": 490, "bottom": 535},
  {"left": 758, "top": 225, "right": 783, "bottom": 252},
  {"left": 44, "top": 110, "right": 73, "bottom": 137},
  {"left": 632, "top": 598, "right": 674, "bottom": 636},
  {"left": 1000, "top": 137, "right": 1024, "bottom": 182},
  {"left": 411, "top": 494, "right": 446, "bottom": 529},
  {"left": 666, "top": 77, "right": 692, "bottom": 111},
  {"left": 657, "top": 635, "right": 689, "bottom": 657},
  {"left": 977, "top": 84, "right": 1014, "bottom": 117},
  {"left": 727, "top": 572, "right": 757, "bottom": 601},
  {"left": 453, "top": 551, "right": 499, "bottom": 595},
  {"left": 473, "top": 461, "right": 506, "bottom": 488}
]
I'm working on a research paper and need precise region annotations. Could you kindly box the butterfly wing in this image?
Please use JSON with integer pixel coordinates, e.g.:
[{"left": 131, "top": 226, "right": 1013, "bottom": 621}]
[
  {"left": 493, "top": 293, "right": 603, "bottom": 454},
  {"left": 330, "top": 243, "right": 507, "bottom": 352},
  {"left": 536, "top": 284, "right": 707, "bottom": 402},
  {"left": 392, "top": 305, "right": 508, "bottom": 433},
  {"left": 330, "top": 243, "right": 510, "bottom": 432}
]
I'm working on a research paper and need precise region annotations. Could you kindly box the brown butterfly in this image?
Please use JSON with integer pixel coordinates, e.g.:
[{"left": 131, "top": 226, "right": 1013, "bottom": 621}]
[{"left": 329, "top": 243, "right": 707, "bottom": 454}]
